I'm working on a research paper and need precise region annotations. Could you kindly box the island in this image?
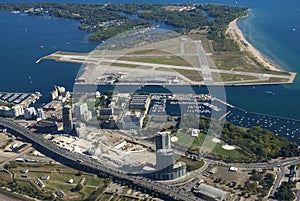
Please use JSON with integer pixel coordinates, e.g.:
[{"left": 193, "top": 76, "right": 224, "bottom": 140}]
[{"left": 0, "top": 2, "right": 296, "bottom": 85}]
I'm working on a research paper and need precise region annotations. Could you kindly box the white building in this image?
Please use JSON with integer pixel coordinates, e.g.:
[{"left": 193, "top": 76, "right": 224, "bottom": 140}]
[
  {"left": 193, "top": 183, "right": 228, "bottom": 201},
  {"left": 0, "top": 106, "right": 10, "bottom": 117},
  {"left": 68, "top": 178, "right": 74, "bottom": 184},
  {"left": 121, "top": 112, "right": 143, "bottom": 130},
  {"left": 229, "top": 167, "right": 239, "bottom": 172},
  {"left": 24, "top": 107, "right": 37, "bottom": 120},
  {"left": 40, "top": 175, "right": 50, "bottom": 181},
  {"left": 191, "top": 129, "right": 199, "bottom": 137},
  {"left": 95, "top": 91, "right": 101, "bottom": 98},
  {"left": 36, "top": 108, "right": 45, "bottom": 121},
  {"left": 0, "top": 105, "right": 24, "bottom": 117},
  {"left": 74, "top": 103, "right": 92, "bottom": 121}
]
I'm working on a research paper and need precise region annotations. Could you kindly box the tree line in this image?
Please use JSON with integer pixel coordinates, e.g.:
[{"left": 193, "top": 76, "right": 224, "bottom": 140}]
[
  {"left": 107, "top": 4, "right": 248, "bottom": 51},
  {"left": 0, "top": 2, "right": 248, "bottom": 50},
  {"left": 181, "top": 114, "right": 300, "bottom": 162},
  {"left": 0, "top": 3, "right": 152, "bottom": 42}
]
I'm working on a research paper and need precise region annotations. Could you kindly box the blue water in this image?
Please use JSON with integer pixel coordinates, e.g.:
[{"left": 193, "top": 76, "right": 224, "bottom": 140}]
[
  {"left": 0, "top": 12, "right": 98, "bottom": 103},
  {"left": 0, "top": 0, "right": 300, "bottom": 120}
]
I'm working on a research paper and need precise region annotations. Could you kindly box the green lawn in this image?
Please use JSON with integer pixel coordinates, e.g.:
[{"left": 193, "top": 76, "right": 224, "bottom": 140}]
[
  {"left": 212, "top": 51, "right": 291, "bottom": 76},
  {"left": 212, "top": 73, "right": 258, "bottom": 82},
  {"left": 85, "top": 175, "right": 105, "bottom": 186},
  {"left": 119, "top": 55, "right": 192, "bottom": 67},
  {"left": 87, "top": 98, "right": 101, "bottom": 109},
  {"left": 9, "top": 163, "right": 108, "bottom": 200},
  {"left": 179, "top": 156, "right": 205, "bottom": 171},
  {"left": 212, "top": 143, "right": 248, "bottom": 160},
  {"left": 110, "top": 62, "right": 153, "bottom": 70},
  {"left": 175, "top": 132, "right": 247, "bottom": 160},
  {"left": 99, "top": 193, "right": 113, "bottom": 201},
  {"left": 128, "top": 49, "right": 169, "bottom": 55}
]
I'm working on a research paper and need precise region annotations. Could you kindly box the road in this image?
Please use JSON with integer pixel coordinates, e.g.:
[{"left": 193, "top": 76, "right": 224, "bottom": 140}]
[
  {"left": 3, "top": 118, "right": 300, "bottom": 199},
  {"left": 0, "top": 147, "right": 34, "bottom": 168},
  {"left": 0, "top": 118, "right": 203, "bottom": 201}
]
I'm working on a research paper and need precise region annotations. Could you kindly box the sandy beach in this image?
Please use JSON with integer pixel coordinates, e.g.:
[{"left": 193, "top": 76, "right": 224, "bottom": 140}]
[{"left": 226, "top": 16, "right": 282, "bottom": 72}]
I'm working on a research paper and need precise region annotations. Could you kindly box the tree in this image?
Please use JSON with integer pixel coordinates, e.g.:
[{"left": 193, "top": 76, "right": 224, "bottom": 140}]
[
  {"left": 76, "top": 170, "right": 83, "bottom": 176},
  {"left": 74, "top": 183, "right": 83, "bottom": 192},
  {"left": 275, "top": 181, "right": 296, "bottom": 201}
]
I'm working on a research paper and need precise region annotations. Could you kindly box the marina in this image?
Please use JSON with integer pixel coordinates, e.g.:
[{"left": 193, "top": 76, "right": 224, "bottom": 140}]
[
  {"left": 147, "top": 94, "right": 300, "bottom": 144},
  {"left": 226, "top": 107, "right": 300, "bottom": 144},
  {"left": 0, "top": 92, "right": 41, "bottom": 107}
]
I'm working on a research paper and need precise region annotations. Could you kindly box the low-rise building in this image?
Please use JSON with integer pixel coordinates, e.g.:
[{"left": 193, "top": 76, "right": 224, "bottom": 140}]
[
  {"left": 121, "top": 112, "right": 143, "bottom": 130},
  {"left": 56, "top": 190, "right": 66, "bottom": 198},
  {"left": 40, "top": 175, "right": 50, "bottom": 181},
  {"left": 68, "top": 178, "right": 74, "bottom": 184},
  {"left": 128, "top": 95, "right": 150, "bottom": 110},
  {"left": 51, "top": 85, "right": 66, "bottom": 100},
  {"left": 74, "top": 103, "right": 92, "bottom": 121},
  {"left": 10, "top": 143, "right": 18, "bottom": 150},
  {"left": 229, "top": 167, "right": 239, "bottom": 172},
  {"left": 24, "top": 107, "right": 37, "bottom": 120},
  {"left": 43, "top": 100, "right": 61, "bottom": 111},
  {"left": 0, "top": 105, "right": 24, "bottom": 117},
  {"left": 16, "top": 143, "right": 32, "bottom": 153},
  {"left": 36, "top": 108, "right": 45, "bottom": 121},
  {"left": 193, "top": 183, "right": 228, "bottom": 201},
  {"left": 20, "top": 169, "right": 29, "bottom": 174},
  {"left": 191, "top": 129, "right": 199, "bottom": 137},
  {"left": 34, "top": 120, "right": 58, "bottom": 133},
  {"left": 35, "top": 179, "right": 45, "bottom": 188}
]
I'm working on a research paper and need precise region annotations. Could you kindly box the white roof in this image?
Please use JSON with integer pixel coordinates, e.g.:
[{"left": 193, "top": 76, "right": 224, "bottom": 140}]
[{"left": 196, "top": 183, "right": 228, "bottom": 199}]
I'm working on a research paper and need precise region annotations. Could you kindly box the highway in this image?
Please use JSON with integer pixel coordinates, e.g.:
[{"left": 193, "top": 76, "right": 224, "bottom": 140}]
[
  {"left": 3, "top": 118, "right": 300, "bottom": 199},
  {"left": 0, "top": 118, "right": 202, "bottom": 201}
]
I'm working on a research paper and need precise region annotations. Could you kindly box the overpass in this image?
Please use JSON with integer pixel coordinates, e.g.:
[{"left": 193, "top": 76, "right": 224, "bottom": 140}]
[{"left": 0, "top": 118, "right": 202, "bottom": 201}]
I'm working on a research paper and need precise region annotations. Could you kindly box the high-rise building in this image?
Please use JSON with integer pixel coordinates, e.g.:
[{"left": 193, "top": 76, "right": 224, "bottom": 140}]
[
  {"left": 156, "top": 149, "right": 174, "bottom": 172},
  {"left": 154, "top": 131, "right": 186, "bottom": 181},
  {"left": 62, "top": 105, "right": 73, "bottom": 134},
  {"left": 156, "top": 131, "right": 171, "bottom": 150}
]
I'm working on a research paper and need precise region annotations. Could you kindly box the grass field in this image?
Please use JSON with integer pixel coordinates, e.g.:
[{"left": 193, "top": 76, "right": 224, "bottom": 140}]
[
  {"left": 179, "top": 156, "right": 205, "bottom": 171},
  {"left": 98, "top": 192, "right": 155, "bottom": 201},
  {"left": 212, "top": 51, "right": 290, "bottom": 75},
  {"left": 154, "top": 67, "right": 203, "bottom": 82},
  {"left": 110, "top": 62, "right": 153, "bottom": 69},
  {"left": 128, "top": 49, "right": 170, "bottom": 55},
  {"left": 174, "top": 132, "right": 247, "bottom": 161},
  {"left": 187, "top": 33, "right": 213, "bottom": 53},
  {"left": 211, "top": 73, "right": 258, "bottom": 82},
  {"left": 212, "top": 144, "right": 248, "bottom": 160},
  {"left": 9, "top": 163, "right": 108, "bottom": 200},
  {"left": 118, "top": 55, "right": 192, "bottom": 67}
]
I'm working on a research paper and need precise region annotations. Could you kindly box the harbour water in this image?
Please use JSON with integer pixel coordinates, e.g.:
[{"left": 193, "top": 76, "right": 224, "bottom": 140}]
[
  {"left": 0, "top": 1, "right": 299, "bottom": 124},
  {"left": 0, "top": 11, "right": 98, "bottom": 104}
]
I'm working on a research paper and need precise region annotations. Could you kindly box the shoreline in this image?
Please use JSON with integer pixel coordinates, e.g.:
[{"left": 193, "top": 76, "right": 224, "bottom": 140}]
[{"left": 226, "top": 14, "right": 283, "bottom": 72}]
